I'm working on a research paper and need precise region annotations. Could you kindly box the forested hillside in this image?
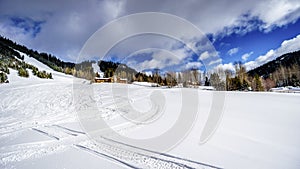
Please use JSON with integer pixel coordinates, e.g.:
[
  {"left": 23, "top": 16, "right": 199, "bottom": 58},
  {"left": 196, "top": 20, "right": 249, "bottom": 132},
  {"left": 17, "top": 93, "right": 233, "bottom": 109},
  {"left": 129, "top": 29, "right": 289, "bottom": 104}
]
[
  {"left": 0, "top": 36, "right": 75, "bottom": 72},
  {"left": 0, "top": 36, "right": 97, "bottom": 81},
  {"left": 248, "top": 50, "right": 300, "bottom": 87},
  {"left": 0, "top": 38, "right": 53, "bottom": 82},
  {"left": 1, "top": 35, "right": 299, "bottom": 89}
]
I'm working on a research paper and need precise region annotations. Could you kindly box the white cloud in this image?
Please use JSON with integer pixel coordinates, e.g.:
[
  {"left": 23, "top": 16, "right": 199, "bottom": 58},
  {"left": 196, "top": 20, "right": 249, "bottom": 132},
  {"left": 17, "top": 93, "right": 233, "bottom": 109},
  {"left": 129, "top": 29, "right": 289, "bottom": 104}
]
[
  {"left": 0, "top": 0, "right": 125, "bottom": 61},
  {"left": 185, "top": 62, "right": 203, "bottom": 70},
  {"left": 276, "top": 34, "right": 300, "bottom": 56},
  {"left": 103, "top": 0, "right": 124, "bottom": 19},
  {"left": 198, "top": 51, "right": 219, "bottom": 61},
  {"left": 241, "top": 51, "right": 254, "bottom": 61},
  {"left": 1, "top": 0, "right": 300, "bottom": 62},
  {"left": 257, "top": 49, "right": 275, "bottom": 63},
  {"left": 245, "top": 34, "right": 300, "bottom": 70},
  {"left": 126, "top": 48, "right": 184, "bottom": 72},
  {"left": 227, "top": 47, "right": 239, "bottom": 56},
  {"left": 215, "top": 62, "right": 235, "bottom": 72},
  {"left": 199, "top": 51, "right": 210, "bottom": 60},
  {"left": 251, "top": 0, "right": 300, "bottom": 31},
  {"left": 215, "top": 0, "right": 300, "bottom": 36},
  {"left": 208, "top": 58, "right": 222, "bottom": 66},
  {"left": 244, "top": 61, "right": 257, "bottom": 71}
]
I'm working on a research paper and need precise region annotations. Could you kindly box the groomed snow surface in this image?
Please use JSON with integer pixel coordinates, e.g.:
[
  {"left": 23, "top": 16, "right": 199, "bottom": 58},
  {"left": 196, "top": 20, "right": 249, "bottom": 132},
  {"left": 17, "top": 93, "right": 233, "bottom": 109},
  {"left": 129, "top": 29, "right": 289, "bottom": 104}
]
[{"left": 1, "top": 56, "right": 300, "bottom": 169}]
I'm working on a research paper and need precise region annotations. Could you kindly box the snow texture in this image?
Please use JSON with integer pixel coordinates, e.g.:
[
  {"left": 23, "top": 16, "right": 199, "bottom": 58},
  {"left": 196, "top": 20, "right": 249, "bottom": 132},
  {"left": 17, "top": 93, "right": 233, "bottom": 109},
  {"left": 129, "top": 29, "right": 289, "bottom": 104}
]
[{"left": 1, "top": 53, "right": 300, "bottom": 169}]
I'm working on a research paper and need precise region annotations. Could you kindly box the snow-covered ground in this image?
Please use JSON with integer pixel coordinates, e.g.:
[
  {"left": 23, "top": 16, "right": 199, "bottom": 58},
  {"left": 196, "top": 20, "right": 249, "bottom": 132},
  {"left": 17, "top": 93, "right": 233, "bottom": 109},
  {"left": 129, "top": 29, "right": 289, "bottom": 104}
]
[
  {"left": 1, "top": 56, "right": 300, "bottom": 169},
  {"left": 132, "top": 81, "right": 160, "bottom": 87},
  {"left": 270, "top": 86, "right": 300, "bottom": 93}
]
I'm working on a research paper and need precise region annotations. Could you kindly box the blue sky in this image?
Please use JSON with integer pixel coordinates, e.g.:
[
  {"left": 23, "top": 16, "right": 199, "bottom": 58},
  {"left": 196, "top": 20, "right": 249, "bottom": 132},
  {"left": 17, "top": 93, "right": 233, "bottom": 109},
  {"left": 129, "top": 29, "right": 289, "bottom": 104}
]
[
  {"left": 0, "top": 0, "right": 300, "bottom": 73},
  {"left": 215, "top": 19, "right": 300, "bottom": 63}
]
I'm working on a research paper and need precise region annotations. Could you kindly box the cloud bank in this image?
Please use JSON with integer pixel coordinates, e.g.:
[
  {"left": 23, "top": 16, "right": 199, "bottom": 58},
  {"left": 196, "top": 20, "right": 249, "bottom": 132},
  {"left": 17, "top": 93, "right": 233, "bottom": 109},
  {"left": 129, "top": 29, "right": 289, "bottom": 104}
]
[{"left": 0, "top": 0, "right": 300, "bottom": 69}]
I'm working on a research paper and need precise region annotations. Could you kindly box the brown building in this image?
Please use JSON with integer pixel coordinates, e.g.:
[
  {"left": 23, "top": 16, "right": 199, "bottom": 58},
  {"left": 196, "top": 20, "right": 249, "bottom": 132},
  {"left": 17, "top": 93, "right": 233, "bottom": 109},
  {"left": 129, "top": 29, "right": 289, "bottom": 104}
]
[
  {"left": 94, "top": 77, "right": 112, "bottom": 83},
  {"left": 94, "top": 77, "right": 127, "bottom": 84}
]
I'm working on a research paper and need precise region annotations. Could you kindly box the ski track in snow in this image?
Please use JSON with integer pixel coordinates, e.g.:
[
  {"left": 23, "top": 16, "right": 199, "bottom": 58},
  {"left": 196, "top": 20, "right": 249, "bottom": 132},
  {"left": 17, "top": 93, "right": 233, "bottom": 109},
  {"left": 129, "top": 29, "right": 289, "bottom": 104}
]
[
  {"left": 1, "top": 79, "right": 300, "bottom": 169},
  {"left": 1, "top": 53, "right": 300, "bottom": 168},
  {"left": 0, "top": 73, "right": 219, "bottom": 168}
]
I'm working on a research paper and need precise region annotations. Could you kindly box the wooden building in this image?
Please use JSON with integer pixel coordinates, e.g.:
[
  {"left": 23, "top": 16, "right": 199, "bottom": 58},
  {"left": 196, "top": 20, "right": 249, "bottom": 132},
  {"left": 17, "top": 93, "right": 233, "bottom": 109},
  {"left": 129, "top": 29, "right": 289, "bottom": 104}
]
[{"left": 94, "top": 77, "right": 127, "bottom": 84}]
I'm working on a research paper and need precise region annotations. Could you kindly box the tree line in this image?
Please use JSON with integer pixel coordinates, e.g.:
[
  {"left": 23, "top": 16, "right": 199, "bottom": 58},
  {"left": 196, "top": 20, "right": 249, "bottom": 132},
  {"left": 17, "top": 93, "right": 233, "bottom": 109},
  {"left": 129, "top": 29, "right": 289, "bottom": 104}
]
[
  {"left": 92, "top": 52, "right": 300, "bottom": 91},
  {"left": 0, "top": 35, "right": 98, "bottom": 82},
  {"left": 0, "top": 42, "right": 52, "bottom": 83},
  {"left": 1, "top": 35, "right": 298, "bottom": 89}
]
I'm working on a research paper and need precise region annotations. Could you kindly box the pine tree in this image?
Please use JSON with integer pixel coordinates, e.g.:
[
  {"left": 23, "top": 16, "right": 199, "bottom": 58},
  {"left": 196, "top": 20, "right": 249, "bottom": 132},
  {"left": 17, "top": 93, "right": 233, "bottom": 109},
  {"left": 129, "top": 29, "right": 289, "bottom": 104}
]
[{"left": 252, "top": 74, "right": 264, "bottom": 91}]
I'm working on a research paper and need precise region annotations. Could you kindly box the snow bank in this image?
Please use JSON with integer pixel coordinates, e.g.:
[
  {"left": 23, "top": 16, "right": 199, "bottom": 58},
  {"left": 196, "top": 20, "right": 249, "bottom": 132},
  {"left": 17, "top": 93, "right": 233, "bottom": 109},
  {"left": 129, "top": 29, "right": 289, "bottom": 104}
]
[
  {"left": 270, "top": 86, "right": 300, "bottom": 93},
  {"left": 132, "top": 81, "right": 160, "bottom": 87},
  {"left": 198, "top": 86, "right": 215, "bottom": 90},
  {"left": 1, "top": 80, "right": 300, "bottom": 168}
]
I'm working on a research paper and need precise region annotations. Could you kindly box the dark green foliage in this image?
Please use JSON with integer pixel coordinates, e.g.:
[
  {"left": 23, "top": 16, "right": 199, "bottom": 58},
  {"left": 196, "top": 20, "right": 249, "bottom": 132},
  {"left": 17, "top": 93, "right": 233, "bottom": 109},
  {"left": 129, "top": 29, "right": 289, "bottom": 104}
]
[
  {"left": 289, "top": 74, "right": 299, "bottom": 86},
  {"left": 227, "top": 77, "right": 241, "bottom": 90},
  {"left": 253, "top": 74, "right": 264, "bottom": 91},
  {"left": 37, "top": 71, "right": 52, "bottom": 79},
  {"left": 226, "top": 77, "right": 249, "bottom": 91},
  {"left": 248, "top": 50, "right": 300, "bottom": 78},
  {"left": 98, "top": 60, "right": 137, "bottom": 81},
  {"left": 0, "top": 36, "right": 69, "bottom": 80},
  {"left": 74, "top": 61, "right": 95, "bottom": 80},
  {"left": 0, "top": 35, "right": 75, "bottom": 75},
  {"left": 0, "top": 46, "right": 53, "bottom": 79},
  {"left": 248, "top": 50, "right": 300, "bottom": 87},
  {"left": 204, "top": 77, "right": 210, "bottom": 86},
  {"left": 31, "top": 67, "right": 52, "bottom": 79},
  {"left": 0, "top": 35, "right": 80, "bottom": 80},
  {"left": 0, "top": 72, "right": 8, "bottom": 83},
  {"left": 64, "top": 67, "right": 73, "bottom": 75},
  {"left": 135, "top": 72, "right": 148, "bottom": 82},
  {"left": 18, "top": 67, "right": 29, "bottom": 77},
  {"left": 0, "top": 61, "right": 10, "bottom": 74},
  {"left": 99, "top": 60, "right": 118, "bottom": 75}
]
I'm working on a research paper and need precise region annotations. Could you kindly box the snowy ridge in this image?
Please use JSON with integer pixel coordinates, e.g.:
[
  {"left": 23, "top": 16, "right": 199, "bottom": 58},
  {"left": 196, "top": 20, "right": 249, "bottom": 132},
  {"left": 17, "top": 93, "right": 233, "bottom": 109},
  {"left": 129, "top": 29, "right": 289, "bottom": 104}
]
[
  {"left": 16, "top": 50, "right": 53, "bottom": 72},
  {"left": 6, "top": 50, "right": 74, "bottom": 84}
]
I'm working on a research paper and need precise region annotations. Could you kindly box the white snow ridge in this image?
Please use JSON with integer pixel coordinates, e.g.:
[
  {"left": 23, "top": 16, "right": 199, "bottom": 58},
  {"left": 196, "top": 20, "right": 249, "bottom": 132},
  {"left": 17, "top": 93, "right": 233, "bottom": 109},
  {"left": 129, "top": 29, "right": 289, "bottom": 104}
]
[{"left": 1, "top": 55, "right": 300, "bottom": 169}]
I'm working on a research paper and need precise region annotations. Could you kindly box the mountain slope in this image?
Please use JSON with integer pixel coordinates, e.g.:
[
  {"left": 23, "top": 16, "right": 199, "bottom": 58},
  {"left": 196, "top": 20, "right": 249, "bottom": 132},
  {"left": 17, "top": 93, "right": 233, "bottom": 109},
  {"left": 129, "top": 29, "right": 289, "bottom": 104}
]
[
  {"left": 248, "top": 50, "right": 300, "bottom": 78},
  {"left": 0, "top": 36, "right": 75, "bottom": 72}
]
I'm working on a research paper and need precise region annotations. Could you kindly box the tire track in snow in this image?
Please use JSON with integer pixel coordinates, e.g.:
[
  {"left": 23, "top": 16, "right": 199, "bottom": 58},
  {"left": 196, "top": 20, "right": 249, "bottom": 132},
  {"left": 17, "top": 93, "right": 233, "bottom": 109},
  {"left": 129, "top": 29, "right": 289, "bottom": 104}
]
[
  {"left": 75, "top": 141, "right": 193, "bottom": 169},
  {"left": 74, "top": 144, "right": 138, "bottom": 169},
  {"left": 31, "top": 128, "right": 60, "bottom": 140},
  {"left": 101, "top": 137, "right": 223, "bottom": 169},
  {"left": 0, "top": 140, "right": 66, "bottom": 165},
  {"left": 52, "top": 124, "right": 86, "bottom": 135},
  {"left": 30, "top": 124, "right": 213, "bottom": 169}
]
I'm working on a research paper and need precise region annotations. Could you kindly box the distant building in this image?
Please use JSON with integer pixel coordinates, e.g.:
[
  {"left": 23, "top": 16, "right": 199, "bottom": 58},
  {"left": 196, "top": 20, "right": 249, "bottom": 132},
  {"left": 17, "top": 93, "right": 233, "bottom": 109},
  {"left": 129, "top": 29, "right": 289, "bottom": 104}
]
[
  {"left": 118, "top": 78, "right": 127, "bottom": 84},
  {"left": 94, "top": 75, "right": 127, "bottom": 84},
  {"left": 94, "top": 77, "right": 112, "bottom": 83}
]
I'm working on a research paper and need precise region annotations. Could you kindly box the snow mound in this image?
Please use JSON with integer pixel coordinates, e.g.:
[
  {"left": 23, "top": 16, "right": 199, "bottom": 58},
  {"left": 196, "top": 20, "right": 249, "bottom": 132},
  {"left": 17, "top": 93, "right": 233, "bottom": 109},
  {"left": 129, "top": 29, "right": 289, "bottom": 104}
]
[
  {"left": 198, "top": 86, "right": 215, "bottom": 90},
  {"left": 270, "top": 86, "right": 300, "bottom": 93},
  {"left": 132, "top": 81, "right": 160, "bottom": 87}
]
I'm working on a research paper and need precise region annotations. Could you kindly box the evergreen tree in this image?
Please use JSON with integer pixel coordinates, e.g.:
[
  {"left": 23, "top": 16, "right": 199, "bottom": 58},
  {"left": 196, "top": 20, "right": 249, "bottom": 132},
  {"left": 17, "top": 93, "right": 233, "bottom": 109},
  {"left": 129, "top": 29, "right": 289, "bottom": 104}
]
[
  {"left": 204, "top": 76, "right": 210, "bottom": 86},
  {"left": 18, "top": 67, "right": 29, "bottom": 77},
  {"left": 252, "top": 74, "right": 264, "bottom": 91}
]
